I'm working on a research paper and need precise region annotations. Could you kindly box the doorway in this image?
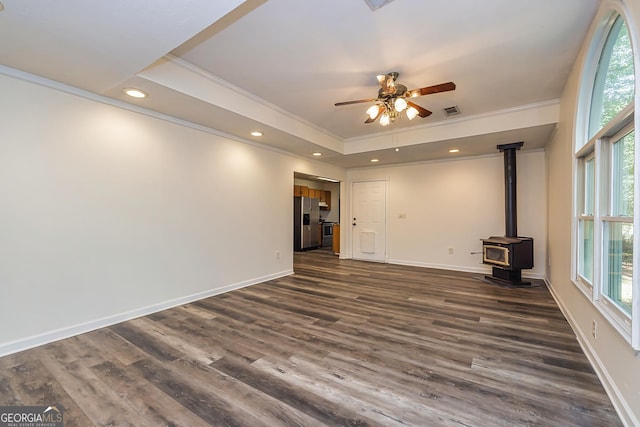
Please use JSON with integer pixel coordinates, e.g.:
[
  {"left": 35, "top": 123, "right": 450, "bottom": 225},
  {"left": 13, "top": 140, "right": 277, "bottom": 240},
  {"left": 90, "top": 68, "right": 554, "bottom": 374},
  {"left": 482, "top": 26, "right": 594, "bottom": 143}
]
[{"left": 293, "top": 172, "right": 341, "bottom": 254}]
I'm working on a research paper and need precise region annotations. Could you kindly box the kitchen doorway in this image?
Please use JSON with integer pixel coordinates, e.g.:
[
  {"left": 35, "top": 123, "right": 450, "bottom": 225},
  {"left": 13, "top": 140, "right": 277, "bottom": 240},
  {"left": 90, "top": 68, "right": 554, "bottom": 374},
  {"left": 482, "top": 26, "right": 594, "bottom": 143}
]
[{"left": 293, "top": 172, "right": 341, "bottom": 255}]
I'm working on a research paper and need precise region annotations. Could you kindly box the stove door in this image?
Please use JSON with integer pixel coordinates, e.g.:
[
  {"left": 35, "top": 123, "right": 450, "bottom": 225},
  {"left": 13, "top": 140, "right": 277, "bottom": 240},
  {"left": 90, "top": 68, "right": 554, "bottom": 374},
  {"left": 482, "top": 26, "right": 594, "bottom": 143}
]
[{"left": 483, "top": 244, "right": 510, "bottom": 267}]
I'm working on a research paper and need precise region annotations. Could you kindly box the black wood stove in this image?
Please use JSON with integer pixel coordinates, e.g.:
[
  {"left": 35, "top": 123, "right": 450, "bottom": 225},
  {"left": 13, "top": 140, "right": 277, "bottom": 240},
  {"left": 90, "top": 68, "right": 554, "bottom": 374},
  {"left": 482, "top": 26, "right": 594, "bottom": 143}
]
[{"left": 483, "top": 142, "right": 534, "bottom": 286}]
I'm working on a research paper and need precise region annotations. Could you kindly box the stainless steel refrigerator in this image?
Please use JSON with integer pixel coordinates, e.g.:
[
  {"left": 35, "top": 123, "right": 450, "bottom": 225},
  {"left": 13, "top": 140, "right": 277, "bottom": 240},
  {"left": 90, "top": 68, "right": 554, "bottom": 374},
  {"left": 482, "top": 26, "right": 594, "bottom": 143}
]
[{"left": 294, "top": 196, "right": 320, "bottom": 251}]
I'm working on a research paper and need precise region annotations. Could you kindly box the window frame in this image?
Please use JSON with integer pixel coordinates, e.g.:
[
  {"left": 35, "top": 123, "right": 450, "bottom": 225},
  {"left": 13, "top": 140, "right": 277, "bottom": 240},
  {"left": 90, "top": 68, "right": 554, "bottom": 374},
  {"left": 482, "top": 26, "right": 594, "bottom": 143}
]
[
  {"left": 576, "top": 151, "right": 596, "bottom": 288},
  {"left": 573, "top": 8, "right": 638, "bottom": 350},
  {"left": 600, "top": 123, "right": 635, "bottom": 335}
]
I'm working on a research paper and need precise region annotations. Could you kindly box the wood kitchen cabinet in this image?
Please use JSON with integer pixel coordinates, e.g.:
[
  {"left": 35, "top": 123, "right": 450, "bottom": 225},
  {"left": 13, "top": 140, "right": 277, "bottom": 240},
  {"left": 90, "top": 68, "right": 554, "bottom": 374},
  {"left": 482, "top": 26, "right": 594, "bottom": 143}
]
[
  {"left": 332, "top": 223, "right": 340, "bottom": 255},
  {"left": 315, "top": 190, "right": 331, "bottom": 210},
  {"left": 322, "top": 190, "right": 331, "bottom": 210},
  {"left": 293, "top": 186, "right": 330, "bottom": 210},
  {"left": 294, "top": 185, "right": 309, "bottom": 197}
]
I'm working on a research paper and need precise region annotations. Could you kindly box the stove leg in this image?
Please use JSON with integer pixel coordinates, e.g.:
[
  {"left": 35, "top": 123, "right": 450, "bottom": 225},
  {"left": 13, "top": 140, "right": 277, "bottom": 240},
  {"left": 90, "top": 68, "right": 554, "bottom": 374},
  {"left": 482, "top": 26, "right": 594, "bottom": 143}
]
[{"left": 492, "top": 267, "right": 521, "bottom": 282}]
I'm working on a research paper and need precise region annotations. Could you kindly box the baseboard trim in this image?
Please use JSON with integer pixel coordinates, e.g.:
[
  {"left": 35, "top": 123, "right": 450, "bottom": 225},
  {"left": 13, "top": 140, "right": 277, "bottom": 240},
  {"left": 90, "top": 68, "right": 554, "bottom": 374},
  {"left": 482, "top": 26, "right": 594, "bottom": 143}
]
[
  {"left": 544, "top": 278, "right": 637, "bottom": 427},
  {"left": 0, "top": 269, "right": 293, "bottom": 358},
  {"left": 386, "top": 258, "right": 545, "bottom": 279}
]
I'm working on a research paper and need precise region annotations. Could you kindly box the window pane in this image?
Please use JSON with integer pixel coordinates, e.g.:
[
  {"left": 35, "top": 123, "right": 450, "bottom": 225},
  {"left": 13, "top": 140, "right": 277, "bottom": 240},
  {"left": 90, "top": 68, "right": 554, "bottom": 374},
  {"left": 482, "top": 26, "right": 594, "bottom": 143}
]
[
  {"left": 584, "top": 157, "right": 595, "bottom": 215},
  {"left": 604, "top": 222, "right": 633, "bottom": 314},
  {"left": 612, "top": 130, "right": 635, "bottom": 217},
  {"left": 589, "top": 17, "right": 635, "bottom": 138},
  {"left": 579, "top": 219, "right": 594, "bottom": 282}
]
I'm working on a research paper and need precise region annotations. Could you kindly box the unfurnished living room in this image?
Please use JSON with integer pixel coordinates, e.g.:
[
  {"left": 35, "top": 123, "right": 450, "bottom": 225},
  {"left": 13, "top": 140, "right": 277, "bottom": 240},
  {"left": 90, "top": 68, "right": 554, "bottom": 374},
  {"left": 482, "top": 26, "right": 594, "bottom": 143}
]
[{"left": 0, "top": 1, "right": 639, "bottom": 426}]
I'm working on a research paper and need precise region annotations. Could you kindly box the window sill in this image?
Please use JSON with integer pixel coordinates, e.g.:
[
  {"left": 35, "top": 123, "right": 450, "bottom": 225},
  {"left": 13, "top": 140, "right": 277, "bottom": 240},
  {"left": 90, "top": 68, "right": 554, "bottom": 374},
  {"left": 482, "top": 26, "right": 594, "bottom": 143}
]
[
  {"left": 572, "top": 276, "right": 593, "bottom": 299},
  {"left": 597, "top": 297, "right": 633, "bottom": 342},
  {"left": 571, "top": 277, "right": 637, "bottom": 350}
]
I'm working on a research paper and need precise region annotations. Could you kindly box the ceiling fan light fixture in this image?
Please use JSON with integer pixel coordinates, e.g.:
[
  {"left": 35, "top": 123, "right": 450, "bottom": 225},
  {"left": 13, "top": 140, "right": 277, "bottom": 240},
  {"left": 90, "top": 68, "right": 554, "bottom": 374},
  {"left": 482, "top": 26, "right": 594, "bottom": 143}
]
[
  {"left": 406, "top": 106, "right": 419, "bottom": 120},
  {"left": 366, "top": 105, "right": 381, "bottom": 120},
  {"left": 394, "top": 97, "right": 407, "bottom": 112},
  {"left": 335, "top": 72, "right": 456, "bottom": 127}
]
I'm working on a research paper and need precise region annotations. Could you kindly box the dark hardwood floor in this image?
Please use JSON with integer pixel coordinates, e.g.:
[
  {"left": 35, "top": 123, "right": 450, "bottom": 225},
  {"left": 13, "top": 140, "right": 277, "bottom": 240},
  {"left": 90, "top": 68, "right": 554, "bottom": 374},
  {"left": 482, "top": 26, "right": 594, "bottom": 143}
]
[{"left": 0, "top": 250, "right": 622, "bottom": 426}]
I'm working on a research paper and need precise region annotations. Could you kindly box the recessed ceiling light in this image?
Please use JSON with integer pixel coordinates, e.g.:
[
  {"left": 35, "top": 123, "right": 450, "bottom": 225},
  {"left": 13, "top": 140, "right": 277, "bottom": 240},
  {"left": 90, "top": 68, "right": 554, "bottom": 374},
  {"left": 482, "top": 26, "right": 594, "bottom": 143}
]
[
  {"left": 250, "top": 131, "right": 263, "bottom": 137},
  {"left": 123, "top": 88, "right": 148, "bottom": 99},
  {"left": 312, "top": 152, "right": 322, "bottom": 157},
  {"left": 371, "top": 158, "right": 379, "bottom": 163},
  {"left": 395, "top": 148, "right": 400, "bottom": 152},
  {"left": 449, "top": 148, "right": 460, "bottom": 153}
]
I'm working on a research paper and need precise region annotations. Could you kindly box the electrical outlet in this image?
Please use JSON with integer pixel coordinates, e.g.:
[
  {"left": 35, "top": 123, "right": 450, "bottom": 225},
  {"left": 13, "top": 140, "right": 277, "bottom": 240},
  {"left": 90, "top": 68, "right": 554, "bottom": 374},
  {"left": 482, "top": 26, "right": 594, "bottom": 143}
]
[
  {"left": 398, "top": 212, "right": 407, "bottom": 219},
  {"left": 592, "top": 320, "right": 597, "bottom": 339},
  {"left": 275, "top": 250, "right": 281, "bottom": 260},
  {"left": 448, "top": 247, "right": 454, "bottom": 255}
]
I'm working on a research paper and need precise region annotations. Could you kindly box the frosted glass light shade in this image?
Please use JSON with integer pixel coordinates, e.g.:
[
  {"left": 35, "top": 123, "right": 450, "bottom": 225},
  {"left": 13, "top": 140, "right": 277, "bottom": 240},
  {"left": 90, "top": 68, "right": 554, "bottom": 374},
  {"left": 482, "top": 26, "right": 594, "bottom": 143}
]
[
  {"left": 366, "top": 105, "right": 381, "bottom": 119},
  {"left": 406, "top": 106, "right": 419, "bottom": 120},
  {"left": 380, "top": 113, "right": 390, "bottom": 126},
  {"left": 394, "top": 97, "right": 407, "bottom": 112}
]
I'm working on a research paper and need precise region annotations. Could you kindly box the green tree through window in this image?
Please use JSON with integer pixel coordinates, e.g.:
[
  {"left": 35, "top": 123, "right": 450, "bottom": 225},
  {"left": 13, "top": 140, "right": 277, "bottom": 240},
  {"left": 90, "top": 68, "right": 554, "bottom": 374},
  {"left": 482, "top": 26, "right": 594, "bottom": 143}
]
[{"left": 589, "top": 18, "right": 634, "bottom": 137}]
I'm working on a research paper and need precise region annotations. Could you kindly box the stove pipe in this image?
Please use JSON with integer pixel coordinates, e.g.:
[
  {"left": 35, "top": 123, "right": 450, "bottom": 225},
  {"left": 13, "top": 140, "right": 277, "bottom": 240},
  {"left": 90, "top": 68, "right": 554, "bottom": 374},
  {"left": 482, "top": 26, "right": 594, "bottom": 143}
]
[{"left": 498, "top": 142, "right": 523, "bottom": 238}]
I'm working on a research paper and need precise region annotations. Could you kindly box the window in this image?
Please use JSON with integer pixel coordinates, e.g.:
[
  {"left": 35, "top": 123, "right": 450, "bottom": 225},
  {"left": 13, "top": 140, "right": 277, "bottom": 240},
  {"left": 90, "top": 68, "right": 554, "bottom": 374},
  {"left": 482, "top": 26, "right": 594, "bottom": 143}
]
[
  {"left": 578, "top": 154, "right": 595, "bottom": 284},
  {"left": 603, "top": 129, "right": 634, "bottom": 314},
  {"left": 602, "top": 131, "right": 635, "bottom": 315},
  {"left": 575, "top": 12, "right": 636, "bottom": 348},
  {"left": 588, "top": 18, "right": 634, "bottom": 139}
]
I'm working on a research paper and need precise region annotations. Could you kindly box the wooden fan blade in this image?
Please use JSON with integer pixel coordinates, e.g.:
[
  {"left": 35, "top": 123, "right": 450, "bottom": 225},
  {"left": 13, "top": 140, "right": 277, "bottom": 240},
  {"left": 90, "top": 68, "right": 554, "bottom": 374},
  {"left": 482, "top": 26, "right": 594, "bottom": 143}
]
[
  {"left": 335, "top": 98, "right": 377, "bottom": 106},
  {"left": 407, "top": 101, "right": 432, "bottom": 118},
  {"left": 408, "top": 82, "right": 456, "bottom": 98}
]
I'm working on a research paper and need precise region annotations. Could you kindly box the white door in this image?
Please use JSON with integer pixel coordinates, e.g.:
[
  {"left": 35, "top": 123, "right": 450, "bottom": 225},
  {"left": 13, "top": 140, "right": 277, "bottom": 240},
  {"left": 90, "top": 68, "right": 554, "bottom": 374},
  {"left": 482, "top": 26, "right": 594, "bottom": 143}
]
[{"left": 352, "top": 180, "right": 387, "bottom": 262}]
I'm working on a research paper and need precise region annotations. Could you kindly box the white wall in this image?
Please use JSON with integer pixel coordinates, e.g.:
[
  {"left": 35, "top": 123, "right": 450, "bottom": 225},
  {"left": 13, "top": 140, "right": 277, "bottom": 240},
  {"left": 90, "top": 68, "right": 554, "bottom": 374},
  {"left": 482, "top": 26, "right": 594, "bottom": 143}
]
[
  {"left": 0, "top": 71, "right": 345, "bottom": 355},
  {"left": 346, "top": 151, "right": 547, "bottom": 277},
  {"left": 545, "top": 1, "right": 640, "bottom": 425}
]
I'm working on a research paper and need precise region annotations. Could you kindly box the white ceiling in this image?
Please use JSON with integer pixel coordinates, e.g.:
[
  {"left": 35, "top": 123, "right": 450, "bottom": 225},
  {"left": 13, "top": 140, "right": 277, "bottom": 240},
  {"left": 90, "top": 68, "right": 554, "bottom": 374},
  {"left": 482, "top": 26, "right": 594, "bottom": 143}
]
[{"left": 0, "top": 0, "right": 598, "bottom": 168}]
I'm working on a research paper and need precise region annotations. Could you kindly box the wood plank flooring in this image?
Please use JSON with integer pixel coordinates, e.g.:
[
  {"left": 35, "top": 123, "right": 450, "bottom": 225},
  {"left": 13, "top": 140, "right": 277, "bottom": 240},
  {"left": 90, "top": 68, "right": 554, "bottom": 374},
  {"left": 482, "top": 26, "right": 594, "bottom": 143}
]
[{"left": 0, "top": 250, "right": 622, "bottom": 426}]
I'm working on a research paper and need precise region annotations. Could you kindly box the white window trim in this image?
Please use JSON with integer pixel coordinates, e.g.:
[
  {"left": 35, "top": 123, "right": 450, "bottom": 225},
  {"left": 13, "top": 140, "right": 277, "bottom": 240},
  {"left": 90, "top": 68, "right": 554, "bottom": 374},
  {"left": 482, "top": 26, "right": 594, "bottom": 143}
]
[
  {"left": 575, "top": 112, "right": 636, "bottom": 347},
  {"left": 572, "top": 6, "right": 637, "bottom": 349},
  {"left": 576, "top": 152, "right": 596, "bottom": 290}
]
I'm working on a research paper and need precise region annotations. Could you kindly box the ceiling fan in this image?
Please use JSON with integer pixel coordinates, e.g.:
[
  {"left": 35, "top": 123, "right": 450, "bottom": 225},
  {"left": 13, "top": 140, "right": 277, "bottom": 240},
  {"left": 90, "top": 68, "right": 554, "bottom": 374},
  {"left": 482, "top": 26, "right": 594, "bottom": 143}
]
[{"left": 335, "top": 72, "right": 456, "bottom": 126}]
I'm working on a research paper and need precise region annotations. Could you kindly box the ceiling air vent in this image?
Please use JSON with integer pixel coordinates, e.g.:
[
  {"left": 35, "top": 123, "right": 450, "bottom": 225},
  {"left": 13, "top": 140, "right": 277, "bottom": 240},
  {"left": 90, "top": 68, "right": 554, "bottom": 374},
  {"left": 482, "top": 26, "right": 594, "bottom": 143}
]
[
  {"left": 443, "top": 105, "right": 461, "bottom": 116},
  {"left": 363, "top": 0, "right": 397, "bottom": 11}
]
